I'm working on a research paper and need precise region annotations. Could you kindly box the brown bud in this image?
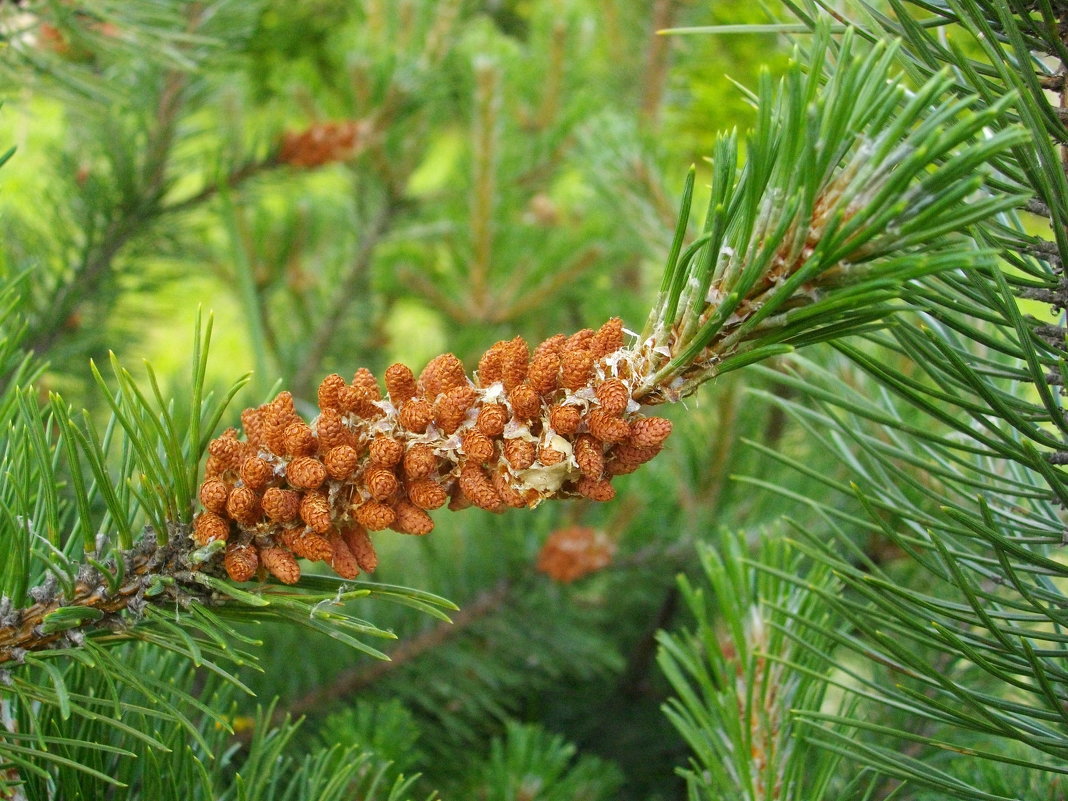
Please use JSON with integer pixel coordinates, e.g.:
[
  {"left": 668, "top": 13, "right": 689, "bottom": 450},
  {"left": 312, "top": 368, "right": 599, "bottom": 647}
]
[
  {"left": 267, "top": 390, "right": 297, "bottom": 425},
  {"left": 398, "top": 399, "right": 433, "bottom": 433},
  {"left": 342, "top": 525, "right": 378, "bottom": 572},
  {"left": 574, "top": 434, "right": 604, "bottom": 479},
  {"left": 419, "top": 353, "right": 466, "bottom": 398},
  {"left": 448, "top": 488, "right": 472, "bottom": 511},
  {"left": 537, "top": 526, "right": 615, "bottom": 583},
  {"left": 628, "top": 417, "right": 673, "bottom": 449},
  {"left": 407, "top": 477, "right": 448, "bottom": 510},
  {"left": 560, "top": 349, "right": 594, "bottom": 391},
  {"left": 324, "top": 445, "right": 360, "bottom": 480},
  {"left": 538, "top": 443, "right": 567, "bottom": 466},
  {"left": 283, "top": 421, "right": 317, "bottom": 457},
  {"left": 587, "top": 409, "right": 631, "bottom": 444},
  {"left": 318, "top": 373, "right": 347, "bottom": 411},
  {"left": 595, "top": 379, "right": 630, "bottom": 416},
  {"left": 286, "top": 456, "right": 327, "bottom": 490},
  {"left": 436, "top": 386, "right": 478, "bottom": 434},
  {"left": 459, "top": 463, "right": 502, "bottom": 511},
  {"left": 338, "top": 385, "right": 380, "bottom": 418},
  {"left": 285, "top": 528, "right": 333, "bottom": 561},
  {"left": 352, "top": 367, "right": 381, "bottom": 401},
  {"left": 208, "top": 430, "right": 245, "bottom": 470},
  {"left": 590, "top": 317, "right": 624, "bottom": 358},
  {"left": 327, "top": 532, "right": 361, "bottom": 579},
  {"left": 260, "top": 546, "right": 301, "bottom": 584},
  {"left": 527, "top": 352, "right": 560, "bottom": 395},
  {"left": 198, "top": 478, "right": 230, "bottom": 515},
  {"left": 204, "top": 454, "right": 229, "bottom": 479},
  {"left": 391, "top": 500, "right": 435, "bottom": 535},
  {"left": 226, "top": 486, "right": 261, "bottom": 526},
  {"left": 564, "top": 328, "right": 594, "bottom": 353},
  {"left": 272, "top": 391, "right": 296, "bottom": 415},
  {"left": 241, "top": 409, "right": 265, "bottom": 448},
  {"left": 279, "top": 527, "right": 302, "bottom": 551},
  {"left": 403, "top": 444, "right": 437, "bottom": 479},
  {"left": 503, "top": 438, "right": 536, "bottom": 470},
  {"left": 239, "top": 456, "right": 274, "bottom": 491},
  {"left": 369, "top": 434, "right": 404, "bottom": 467},
  {"left": 548, "top": 404, "right": 581, "bottom": 435},
  {"left": 385, "top": 363, "right": 417, "bottom": 405},
  {"left": 477, "top": 341, "right": 507, "bottom": 386},
  {"left": 262, "top": 487, "right": 301, "bottom": 522},
  {"left": 605, "top": 457, "right": 640, "bottom": 476},
  {"left": 300, "top": 490, "right": 333, "bottom": 533},
  {"left": 500, "top": 336, "right": 529, "bottom": 390},
  {"left": 606, "top": 443, "right": 661, "bottom": 475},
  {"left": 476, "top": 403, "right": 508, "bottom": 437},
  {"left": 491, "top": 467, "right": 528, "bottom": 508},
  {"left": 576, "top": 476, "right": 615, "bottom": 502},
  {"left": 365, "top": 466, "right": 399, "bottom": 501},
  {"left": 508, "top": 384, "right": 541, "bottom": 421},
  {"left": 193, "top": 511, "right": 231, "bottom": 546},
  {"left": 532, "top": 333, "right": 566, "bottom": 360},
  {"left": 315, "top": 408, "right": 350, "bottom": 450},
  {"left": 355, "top": 500, "right": 395, "bottom": 531},
  {"left": 279, "top": 120, "right": 362, "bottom": 168},
  {"left": 262, "top": 419, "right": 288, "bottom": 455},
  {"left": 461, "top": 429, "right": 495, "bottom": 464},
  {"left": 223, "top": 541, "right": 259, "bottom": 582},
  {"left": 208, "top": 426, "right": 238, "bottom": 446}
]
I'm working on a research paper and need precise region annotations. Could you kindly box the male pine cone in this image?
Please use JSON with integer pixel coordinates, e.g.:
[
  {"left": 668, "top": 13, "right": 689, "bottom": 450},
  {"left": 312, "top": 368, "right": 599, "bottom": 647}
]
[{"left": 194, "top": 318, "right": 672, "bottom": 584}]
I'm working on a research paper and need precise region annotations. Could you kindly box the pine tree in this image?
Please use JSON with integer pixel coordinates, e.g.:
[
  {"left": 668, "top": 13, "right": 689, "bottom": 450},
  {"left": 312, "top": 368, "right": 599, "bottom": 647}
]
[{"left": 0, "top": 1, "right": 1060, "bottom": 799}]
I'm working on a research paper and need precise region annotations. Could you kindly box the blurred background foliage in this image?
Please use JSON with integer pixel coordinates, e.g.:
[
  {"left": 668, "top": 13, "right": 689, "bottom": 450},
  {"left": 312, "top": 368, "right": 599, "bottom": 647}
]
[
  {"left": 0, "top": 2, "right": 802, "bottom": 797},
  {"left": 10, "top": 0, "right": 1051, "bottom": 799}
]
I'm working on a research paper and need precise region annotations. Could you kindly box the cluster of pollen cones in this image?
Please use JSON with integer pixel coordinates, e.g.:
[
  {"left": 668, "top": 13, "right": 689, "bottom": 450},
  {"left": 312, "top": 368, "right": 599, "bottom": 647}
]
[
  {"left": 277, "top": 119, "right": 369, "bottom": 168},
  {"left": 193, "top": 318, "right": 672, "bottom": 584},
  {"left": 536, "top": 526, "right": 617, "bottom": 583}
]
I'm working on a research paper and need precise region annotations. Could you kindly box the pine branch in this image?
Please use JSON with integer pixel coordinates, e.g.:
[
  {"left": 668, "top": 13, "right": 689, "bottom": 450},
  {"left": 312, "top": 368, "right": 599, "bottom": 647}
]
[
  {"left": 0, "top": 7, "right": 1038, "bottom": 793},
  {"left": 0, "top": 534, "right": 188, "bottom": 664},
  {"left": 249, "top": 578, "right": 514, "bottom": 742},
  {"left": 634, "top": 30, "right": 1027, "bottom": 403},
  {"left": 185, "top": 25, "right": 1024, "bottom": 592},
  {"left": 158, "top": 153, "right": 283, "bottom": 217}
]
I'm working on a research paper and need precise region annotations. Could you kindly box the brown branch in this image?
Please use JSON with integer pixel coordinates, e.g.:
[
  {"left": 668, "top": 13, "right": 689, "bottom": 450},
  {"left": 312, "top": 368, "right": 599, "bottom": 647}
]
[
  {"left": 27, "top": 66, "right": 187, "bottom": 359},
  {"left": 469, "top": 59, "right": 501, "bottom": 317},
  {"left": 0, "top": 537, "right": 205, "bottom": 665},
  {"left": 27, "top": 214, "right": 143, "bottom": 359},
  {"left": 224, "top": 527, "right": 700, "bottom": 745},
  {"left": 398, "top": 266, "right": 473, "bottom": 324},
  {"left": 535, "top": 18, "right": 566, "bottom": 130},
  {"left": 160, "top": 155, "right": 282, "bottom": 218},
  {"left": 242, "top": 578, "right": 515, "bottom": 741},
  {"left": 640, "top": 0, "right": 678, "bottom": 127},
  {"left": 25, "top": 144, "right": 282, "bottom": 365},
  {"left": 493, "top": 245, "right": 604, "bottom": 322}
]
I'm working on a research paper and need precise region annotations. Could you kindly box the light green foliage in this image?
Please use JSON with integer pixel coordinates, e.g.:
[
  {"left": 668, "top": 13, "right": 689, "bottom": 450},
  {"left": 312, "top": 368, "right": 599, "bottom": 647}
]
[
  {"left": 689, "top": 1, "right": 1068, "bottom": 798},
  {"left": 658, "top": 532, "right": 853, "bottom": 801},
  {"left": 1, "top": 0, "right": 1060, "bottom": 799},
  {"left": 640, "top": 27, "right": 1025, "bottom": 402}
]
